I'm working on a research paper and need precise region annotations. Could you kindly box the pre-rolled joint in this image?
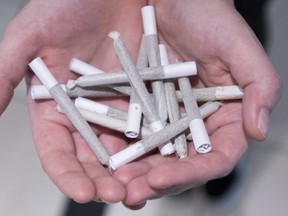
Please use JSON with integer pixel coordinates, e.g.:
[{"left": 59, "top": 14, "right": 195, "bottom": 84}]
[
  {"left": 159, "top": 143, "right": 176, "bottom": 156},
  {"left": 189, "top": 118, "right": 212, "bottom": 153},
  {"left": 70, "top": 58, "right": 105, "bottom": 75},
  {"left": 159, "top": 44, "right": 169, "bottom": 66},
  {"left": 149, "top": 120, "right": 164, "bottom": 132},
  {"left": 66, "top": 80, "right": 77, "bottom": 90},
  {"left": 215, "top": 85, "right": 244, "bottom": 100},
  {"left": 29, "top": 57, "right": 59, "bottom": 89},
  {"left": 197, "top": 143, "right": 212, "bottom": 153},
  {"left": 31, "top": 84, "right": 66, "bottom": 99},
  {"left": 109, "top": 142, "right": 146, "bottom": 170},
  {"left": 163, "top": 61, "right": 197, "bottom": 78},
  {"left": 108, "top": 31, "right": 120, "bottom": 40},
  {"left": 141, "top": 6, "right": 157, "bottom": 36},
  {"left": 75, "top": 97, "right": 109, "bottom": 115},
  {"left": 149, "top": 120, "right": 175, "bottom": 155},
  {"left": 125, "top": 103, "right": 142, "bottom": 138}
]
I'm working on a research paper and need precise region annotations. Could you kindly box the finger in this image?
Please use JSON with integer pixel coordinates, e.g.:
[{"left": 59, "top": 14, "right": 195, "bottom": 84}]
[
  {"left": 33, "top": 122, "right": 97, "bottom": 203},
  {"left": 0, "top": 30, "right": 36, "bottom": 114},
  {"left": 114, "top": 161, "right": 151, "bottom": 185},
  {"left": 121, "top": 155, "right": 180, "bottom": 205},
  {"left": 98, "top": 131, "right": 129, "bottom": 155},
  {"left": 141, "top": 102, "right": 246, "bottom": 194},
  {"left": 82, "top": 132, "right": 129, "bottom": 203},
  {"left": 146, "top": 120, "right": 247, "bottom": 190},
  {"left": 124, "top": 176, "right": 161, "bottom": 207},
  {"left": 123, "top": 202, "right": 147, "bottom": 211},
  {"left": 26, "top": 75, "right": 99, "bottom": 203},
  {"left": 119, "top": 104, "right": 246, "bottom": 203},
  {"left": 31, "top": 103, "right": 129, "bottom": 203},
  {"left": 241, "top": 70, "right": 282, "bottom": 141},
  {"left": 122, "top": 161, "right": 197, "bottom": 207},
  {"left": 225, "top": 19, "right": 282, "bottom": 140},
  {"left": 81, "top": 161, "right": 126, "bottom": 203}
]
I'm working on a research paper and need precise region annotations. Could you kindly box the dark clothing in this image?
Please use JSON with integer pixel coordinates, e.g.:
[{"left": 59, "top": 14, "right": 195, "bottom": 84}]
[{"left": 235, "top": 0, "right": 270, "bottom": 46}]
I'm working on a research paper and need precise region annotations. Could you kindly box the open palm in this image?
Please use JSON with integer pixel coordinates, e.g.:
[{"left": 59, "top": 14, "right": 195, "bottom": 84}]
[
  {"left": 0, "top": 0, "right": 281, "bottom": 210},
  {"left": 0, "top": 0, "right": 148, "bottom": 203},
  {"left": 113, "top": 0, "right": 282, "bottom": 208}
]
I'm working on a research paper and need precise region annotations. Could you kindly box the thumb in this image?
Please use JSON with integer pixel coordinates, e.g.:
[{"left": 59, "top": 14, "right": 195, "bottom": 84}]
[
  {"left": 231, "top": 41, "right": 282, "bottom": 141},
  {"left": 242, "top": 68, "right": 282, "bottom": 141},
  {"left": 0, "top": 24, "right": 37, "bottom": 114}
]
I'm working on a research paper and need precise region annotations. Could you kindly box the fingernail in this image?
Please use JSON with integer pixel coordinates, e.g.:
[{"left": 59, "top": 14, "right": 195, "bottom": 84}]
[
  {"left": 258, "top": 108, "right": 270, "bottom": 139},
  {"left": 93, "top": 198, "right": 104, "bottom": 203},
  {"left": 93, "top": 198, "right": 113, "bottom": 204}
]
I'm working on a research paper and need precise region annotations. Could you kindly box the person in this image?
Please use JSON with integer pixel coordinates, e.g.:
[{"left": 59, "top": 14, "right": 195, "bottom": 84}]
[
  {"left": 203, "top": 0, "right": 271, "bottom": 199},
  {"left": 0, "top": 0, "right": 282, "bottom": 211}
]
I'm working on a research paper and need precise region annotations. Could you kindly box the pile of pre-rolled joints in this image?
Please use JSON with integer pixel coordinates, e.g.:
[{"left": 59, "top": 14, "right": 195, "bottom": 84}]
[{"left": 28, "top": 6, "right": 243, "bottom": 170}]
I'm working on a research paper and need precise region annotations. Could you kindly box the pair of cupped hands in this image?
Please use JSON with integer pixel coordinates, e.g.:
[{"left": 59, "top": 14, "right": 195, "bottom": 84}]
[{"left": 0, "top": 0, "right": 281, "bottom": 210}]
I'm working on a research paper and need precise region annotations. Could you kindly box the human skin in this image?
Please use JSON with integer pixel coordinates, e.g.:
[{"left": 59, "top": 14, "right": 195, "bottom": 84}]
[
  {"left": 0, "top": 0, "right": 147, "bottom": 204},
  {"left": 113, "top": 0, "right": 282, "bottom": 209},
  {"left": 0, "top": 0, "right": 282, "bottom": 210}
]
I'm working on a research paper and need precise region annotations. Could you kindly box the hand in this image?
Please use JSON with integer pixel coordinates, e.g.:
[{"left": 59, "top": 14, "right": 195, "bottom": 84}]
[
  {"left": 113, "top": 0, "right": 282, "bottom": 209},
  {"left": 0, "top": 0, "right": 147, "bottom": 203}
]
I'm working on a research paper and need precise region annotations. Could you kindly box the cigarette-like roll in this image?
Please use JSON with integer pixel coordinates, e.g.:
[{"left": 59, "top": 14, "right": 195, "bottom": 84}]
[
  {"left": 31, "top": 84, "right": 66, "bottom": 99},
  {"left": 141, "top": 6, "right": 157, "bottom": 36},
  {"left": 214, "top": 85, "right": 243, "bottom": 100},
  {"left": 75, "top": 97, "right": 128, "bottom": 121},
  {"left": 29, "top": 57, "right": 110, "bottom": 165},
  {"left": 57, "top": 105, "right": 151, "bottom": 138},
  {"left": 109, "top": 116, "right": 191, "bottom": 170},
  {"left": 186, "top": 101, "right": 223, "bottom": 141},
  {"left": 109, "top": 101, "right": 223, "bottom": 170},
  {"left": 31, "top": 83, "right": 243, "bottom": 102},
  {"left": 160, "top": 44, "right": 188, "bottom": 159},
  {"left": 199, "top": 101, "right": 223, "bottom": 118},
  {"left": 30, "top": 84, "right": 129, "bottom": 100},
  {"left": 176, "top": 85, "right": 244, "bottom": 102},
  {"left": 75, "top": 97, "right": 109, "bottom": 115},
  {"left": 70, "top": 58, "right": 105, "bottom": 75},
  {"left": 189, "top": 119, "right": 211, "bottom": 153},
  {"left": 142, "top": 5, "right": 167, "bottom": 122},
  {"left": 178, "top": 77, "right": 212, "bottom": 153},
  {"left": 109, "top": 31, "right": 175, "bottom": 156},
  {"left": 125, "top": 35, "right": 147, "bottom": 138},
  {"left": 69, "top": 58, "right": 134, "bottom": 98},
  {"left": 125, "top": 103, "right": 143, "bottom": 138},
  {"left": 74, "top": 61, "right": 197, "bottom": 87}
]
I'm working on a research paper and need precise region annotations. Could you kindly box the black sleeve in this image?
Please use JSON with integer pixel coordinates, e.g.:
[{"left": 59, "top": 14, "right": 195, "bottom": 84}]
[{"left": 235, "top": 0, "right": 270, "bottom": 47}]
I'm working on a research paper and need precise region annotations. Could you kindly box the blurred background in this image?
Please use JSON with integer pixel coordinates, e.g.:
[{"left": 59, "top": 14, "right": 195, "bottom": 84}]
[{"left": 0, "top": 0, "right": 287, "bottom": 215}]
